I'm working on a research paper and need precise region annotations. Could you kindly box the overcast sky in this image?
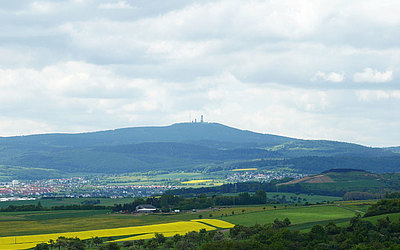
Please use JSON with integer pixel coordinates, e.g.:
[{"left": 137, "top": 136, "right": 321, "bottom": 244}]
[{"left": 0, "top": 0, "right": 399, "bottom": 147}]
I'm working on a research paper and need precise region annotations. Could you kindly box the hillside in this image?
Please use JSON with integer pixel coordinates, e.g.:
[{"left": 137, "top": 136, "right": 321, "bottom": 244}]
[
  {"left": 0, "top": 122, "right": 293, "bottom": 148},
  {"left": 277, "top": 169, "right": 400, "bottom": 196},
  {"left": 0, "top": 122, "right": 399, "bottom": 180},
  {"left": 170, "top": 169, "right": 400, "bottom": 197}
]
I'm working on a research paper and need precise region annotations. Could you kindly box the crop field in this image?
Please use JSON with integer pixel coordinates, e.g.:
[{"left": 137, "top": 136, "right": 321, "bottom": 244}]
[
  {"left": 232, "top": 168, "right": 257, "bottom": 171},
  {"left": 0, "top": 201, "right": 356, "bottom": 237},
  {"left": 0, "top": 200, "right": 379, "bottom": 249},
  {"left": 0, "top": 197, "right": 138, "bottom": 208},
  {"left": 181, "top": 179, "right": 212, "bottom": 184},
  {"left": 0, "top": 206, "right": 242, "bottom": 237},
  {"left": 221, "top": 205, "right": 357, "bottom": 227},
  {"left": 102, "top": 171, "right": 226, "bottom": 187},
  {"left": 0, "top": 220, "right": 229, "bottom": 250}
]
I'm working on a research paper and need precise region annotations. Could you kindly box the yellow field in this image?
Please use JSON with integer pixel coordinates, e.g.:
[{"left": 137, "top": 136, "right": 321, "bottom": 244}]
[
  {"left": 232, "top": 168, "right": 257, "bottom": 171},
  {"left": 192, "top": 219, "right": 235, "bottom": 228},
  {"left": 181, "top": 179, "right": 212, "bottom": 184},
  {"left": 0, "top": 221, "right": 216, "bottom": 250}
]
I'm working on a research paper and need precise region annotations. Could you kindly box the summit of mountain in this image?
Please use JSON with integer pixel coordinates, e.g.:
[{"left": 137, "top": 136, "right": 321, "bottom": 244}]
[{"left": 0, "top": 122, "right": 398, "bottom": 179}]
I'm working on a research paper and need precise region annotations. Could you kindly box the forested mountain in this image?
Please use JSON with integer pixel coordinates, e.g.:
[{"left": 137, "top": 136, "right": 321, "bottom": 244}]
[{"left": 0, "top": 122, "right": 398, "bottom": 179}]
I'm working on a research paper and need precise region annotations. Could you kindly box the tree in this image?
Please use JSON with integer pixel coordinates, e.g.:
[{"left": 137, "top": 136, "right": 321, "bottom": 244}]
[
  {"left": 55, "top": 237, "right": 68, "bottom": 250},
  {"left": 122, "top": 241, "right": 133, "bottom": 248},
  {"left": 310, "top": 224, "right": 326, "bottom": 240},
  {"left": 155, "top": 233, "right": 166, "bottom": 244},
  {"left": 48, "top": 239, "right": 55, "bottom": 250},
  {"left": 34, "top": 243, "right": 49, "bottom": 250},
  {"left": 172, "top": 234, "right": 182, "bottom": 243},
  {"left": 67, "top": 237, "right": 84, "bottom": 250},
  {"left": 92, "top": 236, "right": 103, "bottom": 246},
  {"left": 283, "top": 218, "right": 291, "bottom": 227},
  {"left": 100, "top": 242, "right": 120, "bottom": 250}
]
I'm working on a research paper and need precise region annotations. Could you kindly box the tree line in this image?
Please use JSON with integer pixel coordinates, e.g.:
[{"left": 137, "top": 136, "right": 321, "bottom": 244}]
[
  {"left": 112, "top": 191, "right": 268, "bottom": 212},
  {"left": 166, "top": 179, "right": 348, "bottom": 197},
  {"left": 0, "top": 202, "right": 110, "bottom": 212},
  {"left": 364, "top": 198, "right": 400, "bottom": 217}
]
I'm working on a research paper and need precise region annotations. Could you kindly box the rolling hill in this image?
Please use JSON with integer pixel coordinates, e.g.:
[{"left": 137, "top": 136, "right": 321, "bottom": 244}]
[
  {"left": 0, "top": 122, "right": 399, "bottom": 180},
  {"left": 277, "top": 168, "right": 400, "bottom": 196}
]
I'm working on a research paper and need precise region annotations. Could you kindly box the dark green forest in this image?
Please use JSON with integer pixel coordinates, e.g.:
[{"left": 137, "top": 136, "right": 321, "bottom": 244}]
[{"left": 1, "top": 123, "right": 399, "bottom": 180}]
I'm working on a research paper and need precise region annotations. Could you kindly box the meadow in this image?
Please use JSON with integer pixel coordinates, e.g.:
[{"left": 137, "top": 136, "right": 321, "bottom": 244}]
[
  {"left": 222, "top": 204, "right": 358, "bottom": 226},
  {"left": 0, "top": 197, "right": 137, "bottom": 209}
]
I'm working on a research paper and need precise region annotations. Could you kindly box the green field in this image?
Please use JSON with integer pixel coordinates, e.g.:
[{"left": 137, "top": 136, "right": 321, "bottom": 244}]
[
  {"left": 0, "top": 200, "right": 375, "bottom": 238},
  {"left": 0, "top": 197, "right": 137, "bottom": 208},
  {"left": 2, "top": 199, "right": 399, "bottom": 250},
  {"left": 101, "top": 170, "right": 227, "bottom": 187},
  {"left": 222, "top": 205, "right": 357, "bottom": 226},
  {"left": 265, "top": 192, "right": 342, "bottom": 203}
]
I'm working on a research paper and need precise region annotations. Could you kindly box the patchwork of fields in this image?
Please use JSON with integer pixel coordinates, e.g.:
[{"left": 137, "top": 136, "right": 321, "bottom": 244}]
[
  {"left": 0, "top": 198, "right": 390, "bottom": 249},
  {"left": 223, "top": 204, "right": 358, "bottom": 226},
  {"left": 0, "top": 219, "right": 233, "bottom": 250}
]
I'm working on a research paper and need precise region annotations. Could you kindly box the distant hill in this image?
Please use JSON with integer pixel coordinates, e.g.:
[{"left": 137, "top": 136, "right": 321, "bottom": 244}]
[
  {"left": 0, "top": 122, "right": 293, "bottom": 148},
  {"left": 169, "top": 168, "right": 400, "bottom": 197},
  {"left": 0, "top": 122, "right": 398, "bottom": 180},
  {"left": 170, "top": 168, "right": 400, "bottom": 197},
  {"left": 276, "top": 168, "right": 400, "bottom": 196}
]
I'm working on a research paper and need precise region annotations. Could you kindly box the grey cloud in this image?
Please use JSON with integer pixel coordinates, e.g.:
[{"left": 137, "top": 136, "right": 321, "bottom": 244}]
[{"left": 0, "top": 0, "right": 399, "bottom": 146}]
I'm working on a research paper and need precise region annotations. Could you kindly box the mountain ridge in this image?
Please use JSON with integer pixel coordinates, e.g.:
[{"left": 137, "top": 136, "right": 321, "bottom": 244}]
[{"left": 0, "top": 122, "right": 398, "bottom": 180}]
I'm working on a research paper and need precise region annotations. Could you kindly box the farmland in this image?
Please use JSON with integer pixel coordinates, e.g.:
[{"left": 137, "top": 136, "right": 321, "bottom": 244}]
[
  {"left": 0, "top": 201, "right": 358, "bottom": 237},
  {"left": 222, "top": 204, "right": 357, "bottom": 226},
  {"left": 0, "top": 198, "right": 396, "bottom": 249},
  {"left": 0, "top": 197, "right": 137, "bottom": 209},
  {"left": 0, "top": 220, "right": 232, "bottom": 250}
]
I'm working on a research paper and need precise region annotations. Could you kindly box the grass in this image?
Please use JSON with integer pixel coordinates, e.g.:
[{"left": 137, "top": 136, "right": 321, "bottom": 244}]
[
  {"left": 0, "top": 197, "right": 138, "bottom": 208},
  {"left": 265, "top": 192, "right": 342, "bottom": 203},
  {"left": 221, "top": 204, "right": 357, "bottom": 227}
]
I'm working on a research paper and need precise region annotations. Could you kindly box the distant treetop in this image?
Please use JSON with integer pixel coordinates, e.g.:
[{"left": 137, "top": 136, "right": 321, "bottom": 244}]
[{"left": 322, "top": 168, "right": 369, "bottom": 174}]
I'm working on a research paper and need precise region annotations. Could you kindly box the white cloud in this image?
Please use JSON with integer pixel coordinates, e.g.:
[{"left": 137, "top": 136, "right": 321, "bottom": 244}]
[
  {"left": 356, "top": 90, "right": 400, "bottom": 101},
  {"left": 98, "top": 1, "right": 134, "bottom": 10},
  {"left": 353, "top": 68, "right": 393, "bottom": 83},
  {"left": 313, "top": 71, "right": 344, "bottom": 82}
]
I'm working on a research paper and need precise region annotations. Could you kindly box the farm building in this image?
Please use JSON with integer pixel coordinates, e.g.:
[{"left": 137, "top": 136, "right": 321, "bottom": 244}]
[{"left": 135, "top": 204, "right": 157, "bottom": 213}]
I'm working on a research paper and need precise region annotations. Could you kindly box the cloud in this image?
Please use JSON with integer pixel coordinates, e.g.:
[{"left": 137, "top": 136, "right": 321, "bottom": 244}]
[
  {"left": 98, "top": 1, "right": 134, "bottom": 10},
  {"left": 313, "top": 71, "right": 344, "bottom": 82},
  {"left": 0, "top": 1, "right": 400, "bottom": 146},
  {"left": 353, "top": 68, "right": 393, "bottom": 83},
  {"left": 356, "top": 90, "right": 400, "bottom": 101}
]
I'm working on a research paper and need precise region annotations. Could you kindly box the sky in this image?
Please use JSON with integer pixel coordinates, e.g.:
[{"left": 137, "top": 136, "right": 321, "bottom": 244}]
[{"left": 0, "top": 0, "right": 399, "bottom": 147}]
